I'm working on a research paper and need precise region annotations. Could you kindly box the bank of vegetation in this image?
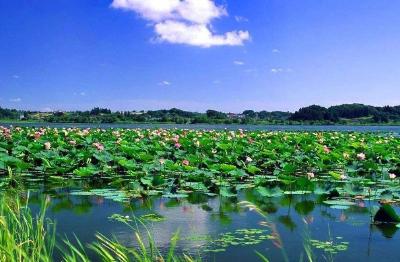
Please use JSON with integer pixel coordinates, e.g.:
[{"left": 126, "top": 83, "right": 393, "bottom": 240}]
[{"left": 1, "top": 103, "right": 400, "bottom": 125}]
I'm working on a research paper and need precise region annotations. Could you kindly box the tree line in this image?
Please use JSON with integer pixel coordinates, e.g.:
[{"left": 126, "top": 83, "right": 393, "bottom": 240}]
[
  {"left": 0, "top": 104, "right": 399, "bottom": 124},
  {"left": 289, "top": 104, "right": 400, "bottom": 123}
]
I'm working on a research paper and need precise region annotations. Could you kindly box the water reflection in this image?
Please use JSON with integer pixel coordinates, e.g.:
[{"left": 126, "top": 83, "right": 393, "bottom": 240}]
[
  {"left": 373, "top": 224, "right": 399, "bottom": 238},
  {"left": 3, "top": 183, "right": 400, "bottom": 261}
]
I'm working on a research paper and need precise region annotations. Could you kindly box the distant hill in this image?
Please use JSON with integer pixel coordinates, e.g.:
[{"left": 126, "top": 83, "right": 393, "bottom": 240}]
[{"left": 290, "top": 104, "right": 400, "bottom": 123}]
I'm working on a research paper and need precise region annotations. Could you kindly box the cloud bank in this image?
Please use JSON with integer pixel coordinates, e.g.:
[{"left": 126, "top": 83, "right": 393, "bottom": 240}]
[{"left": 111, "top": 0, "right": 250, "bottom": 47}]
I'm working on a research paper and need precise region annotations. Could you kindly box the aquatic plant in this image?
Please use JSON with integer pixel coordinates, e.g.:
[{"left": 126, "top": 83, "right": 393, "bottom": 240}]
[
  {"left": 2, "top": 127, "right": 400, "bottom": 261},
  {"left": 184, "top": 228, "right": 273, "bottom": 253},
  {"left": 0, "top": 193, "right": 197, "bottom": 262},
  {"left": 63, "top": 214, "right": 197, "bottom": 262},
  {"left": 0, "top": 193, "right": 56, "bottom": 262},
  {"left": 63, "top": 231, "right": 197, "bottom": 262},
  {"left": 1, "top": 127, "right": 399, "bottom": 199}
]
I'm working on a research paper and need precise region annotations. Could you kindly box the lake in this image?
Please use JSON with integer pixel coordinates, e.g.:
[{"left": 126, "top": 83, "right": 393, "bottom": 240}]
[
  {"left": 18, "top": 180, "right": 400, "bottom": 262},
  {"left": 2, "top": 122, "right": 400, "bottom": 134},
  {"left": 1, "top": 126, "right": 400, "bottom": 261}
]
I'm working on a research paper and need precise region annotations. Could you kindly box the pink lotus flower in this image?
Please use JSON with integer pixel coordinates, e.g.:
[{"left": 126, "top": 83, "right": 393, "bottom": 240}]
[
  {"left": 182, "top": 160, "right": 190, "bottom": 166},
  {"left": 174, "top": 143, "right": 181, "bottom": 149},
  {"left": 34, "top": 132, "right": 42, "bottom": 140},
  {"left": 323, "top": 145, "right": 331, "bottom": 153},
  {"left": 357, "top": 153, "right": 366, "bottom": 161},
  {"left": 389, "top": 173, "right": 396, "bottom": 179},
  {"left": 159, "top": 158, "right": 166, "bottom": 165},
  {"left": 44, "top": 142, "right": 51, "bottom": 150},
  {"left": 307, "top": 172, "right": 315, "bottom": 179},
  {"left": 69, "top": 140, "right": 77, "bottom": 146},
  {"left": 93, "top": 142, "right": 104, "bottom": 151},
  {"left": 1, "top": 128, "right": 11, "bottom": 139},
  {"left": 81, "top": 129, "right": 90, "bottom": 136}
]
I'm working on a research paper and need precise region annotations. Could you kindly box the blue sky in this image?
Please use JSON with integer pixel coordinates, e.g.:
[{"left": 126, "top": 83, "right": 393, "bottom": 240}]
[{"left": 1, "top": 0, "right": 400, "bottom": 112}]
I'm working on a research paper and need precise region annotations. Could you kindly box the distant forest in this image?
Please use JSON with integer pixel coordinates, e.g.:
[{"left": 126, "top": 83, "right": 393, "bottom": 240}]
[{"left": 1, "top": 104, "right": 400, "bottom": 124}]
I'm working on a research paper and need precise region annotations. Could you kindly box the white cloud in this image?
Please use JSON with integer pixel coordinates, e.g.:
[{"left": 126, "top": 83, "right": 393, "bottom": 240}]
[
  {"left": 159, "top": 80, "right": 171, "bottom": 86},
  {"left": 272, "top": 49, "right": 280, "bottom": 53},
  {"left": 12, "top": 75, "right": 20, "bottom": 79},
  {"left": 233, "top": 60, "right": 245, "bottom": 66},
  {"left": 234, "top": 16, "right": 248, "bottom": 22},
  {"left": 175, "top": 0, "right": 226, "bottom": 24},
  {"left": 155, "top": 21, "right": 249, "bottom": 47},
  {"left": 111, "top": 0, "right": 179, "bottom": 21},
  {"left": 270, "top": 68, "right": 293, "bottom": 74},
  {"left": 112, "top": 0, "right": 225, "bottom": 24},
  {"left": 111, "top": 0, "right": 250, "bottom": 47},
  {"left": 9, "top": 98, "right": 22, "bottom": 102}
]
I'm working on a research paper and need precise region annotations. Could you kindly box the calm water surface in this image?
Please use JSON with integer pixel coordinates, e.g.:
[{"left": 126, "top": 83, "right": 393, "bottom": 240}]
[
  {"left": 16, "top": 182, "right": 400, "bottom": 262},
  {"left": 1, "top": 122, "right": 400, "bottom": 134}
]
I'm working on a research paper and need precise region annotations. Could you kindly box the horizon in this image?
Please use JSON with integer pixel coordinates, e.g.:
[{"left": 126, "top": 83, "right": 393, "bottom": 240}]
[
  {"left": 2, "top": 102, "right": 400, "bottom": 115},
  {"left": 1, "top": 0, "right": 400, "bottom": 112}
]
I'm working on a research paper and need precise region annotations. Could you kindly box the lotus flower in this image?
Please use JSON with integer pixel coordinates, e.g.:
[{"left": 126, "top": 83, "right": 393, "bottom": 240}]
[
  {"left": 1, "top": 128, "right": 11, "bottom": 139},
  {"left": 389, "top": 173, "right": 396, "bottom": 179},
  {"left": 172, "top": 135, "right": 179, "bottom": 143},
  {"left": 323, "top": 145, "right": 331, "bottom": 153},
  {"left": 307, "top": 172, "right": 315, "bottom": 179},
  {"left": 34, "top": 132, "right": 42, "bottom": 140},
  {"left": 93, "top": 142, "right": 104, "bottom": 151},
  {"left": 182, "top": 160, "right": 190, "bottom": 166},
  {"left": 357, "top": 153, "right": 366, "bottom": 160},
  {"left": 44, "top": 142, "right": 51, "bottom": 150}
]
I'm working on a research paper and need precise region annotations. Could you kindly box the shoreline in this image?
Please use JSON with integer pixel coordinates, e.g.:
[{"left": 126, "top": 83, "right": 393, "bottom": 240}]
[{"left": 1, "top": 120, "right": 400, "bottom": 127}]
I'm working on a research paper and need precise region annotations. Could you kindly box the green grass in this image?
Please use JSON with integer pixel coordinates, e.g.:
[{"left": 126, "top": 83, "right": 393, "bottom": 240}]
[
  {"left": 0, "top": 194, "right": 55, "bottom": 262},
  {"left": 0, "top": 193, "right": 197, "bottom": 262}
]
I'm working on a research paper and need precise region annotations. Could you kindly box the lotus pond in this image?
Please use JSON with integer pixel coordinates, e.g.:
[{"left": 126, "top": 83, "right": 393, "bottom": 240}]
[{"left": 1, "top": 126, "right": 400, "bottom": 261}]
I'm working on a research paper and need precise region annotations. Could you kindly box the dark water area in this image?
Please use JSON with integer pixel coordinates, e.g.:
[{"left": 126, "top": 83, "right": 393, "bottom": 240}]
[
  {"left": 1, "top": 122, "right": 400, "bottom": 134},
  {"left": 16, "top": 182, "right": 400, "bottom": 262}
]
